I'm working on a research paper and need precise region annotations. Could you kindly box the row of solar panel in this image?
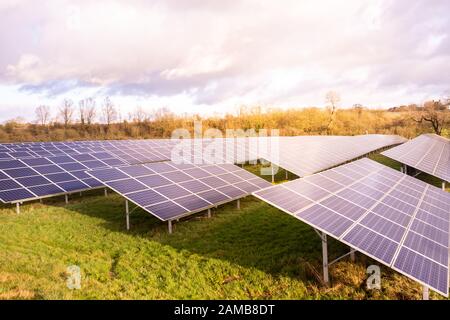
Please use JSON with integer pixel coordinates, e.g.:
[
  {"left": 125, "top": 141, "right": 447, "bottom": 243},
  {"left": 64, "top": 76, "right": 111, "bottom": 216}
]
[
  {"left": 383, "top": 134, "right": 450, "bottom": 182},
  {"left": 88, "top": 162, "right": 272, "bottom": 221},
  {"left": 257, "top": 135, "right": 406, "bottom": 177},
  {"left": 253, "top": 158, "right": 450, "bottom": 296},
  {"left": 0, "top": 152, "right": 128, "bottom": 202}
]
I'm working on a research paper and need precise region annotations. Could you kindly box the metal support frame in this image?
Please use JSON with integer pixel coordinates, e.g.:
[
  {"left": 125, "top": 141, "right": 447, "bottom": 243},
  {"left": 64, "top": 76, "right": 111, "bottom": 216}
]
[
  {"left": 125, "top": 200, "right": 130, "bottom": 230},
  {"left": 104, "top": 188, "right": 108, "bottom": 197},
  {"left": 237, "top": 199, "right": 241, "bottom": 210},
  {"left": 321, "top": 232, "right": 329, "bottom": 285},
  {"left": 207, "top": 208, "right": 211, "bottom": 218},
  {"left": 168, "top": 220, "right": 173, "bottom": 234},
  {"left": 350, "top": 248, "right": 356, "bottom": 262},
  {"left": 442, "top": 181, "right": 446, "bottom": 191},
  {"left": 423, "top": 286, "right": 429, "bottom": 300},
  {"left": 65, "top": 194, "right": 69, "bottom": 204}
]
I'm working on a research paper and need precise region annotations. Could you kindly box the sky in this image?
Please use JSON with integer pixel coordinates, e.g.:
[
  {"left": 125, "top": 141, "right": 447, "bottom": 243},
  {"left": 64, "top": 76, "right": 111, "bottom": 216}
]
[{"left": 0, "top": 0, "right": 449, "bottom": 123}]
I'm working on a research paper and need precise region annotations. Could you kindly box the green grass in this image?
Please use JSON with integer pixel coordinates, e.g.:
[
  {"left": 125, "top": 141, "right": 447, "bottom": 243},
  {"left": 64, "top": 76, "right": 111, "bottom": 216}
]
[{"left": 0, "top": 155, "right": 447, "bottom": 300}]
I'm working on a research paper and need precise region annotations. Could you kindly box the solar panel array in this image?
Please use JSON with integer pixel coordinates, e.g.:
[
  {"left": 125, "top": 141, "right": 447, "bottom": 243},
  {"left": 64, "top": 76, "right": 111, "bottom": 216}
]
[
  {"left": 88, "top": 162, "right": 272, "bottom": 221},
  {"left": 255, "top": 134, "right": 406, "bottom": 177},
  {"left": 0, "top": 152, "right": 128, "bottom": 203},
  {"left": 0, "top": 135, "right": 405, "bottom": 204},
  {"left": 0, "top": 139, "right": 176, "bottom": 164},
  {"left": 382, "top": 134, "right": 450, "bottom": 182},
  {"left": 253, "top": 158, "right": 450, "bottom": 296}
]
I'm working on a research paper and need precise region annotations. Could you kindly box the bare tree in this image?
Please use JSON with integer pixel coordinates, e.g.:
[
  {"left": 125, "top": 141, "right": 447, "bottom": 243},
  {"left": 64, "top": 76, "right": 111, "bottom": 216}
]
[
  {"left": 59, "top": 99, "right": 74, "bottom": 128},
  {"left": 411, "top": 99, "right": 450, "bottom": 135},
  {"left": 133, "top": 106, "right": 148, "bottom": 124},
  {"left": 325, "top": 91, "right": 340, "bottom": 134},
  {"left": 78, "top": 98, "right": 96, "bottom": 126},
  {"left": 101, "top": 97, "right": 117, "bottom": 128},
  {"left": 35, "top": 105, "right": 51, "bottom": 126}
]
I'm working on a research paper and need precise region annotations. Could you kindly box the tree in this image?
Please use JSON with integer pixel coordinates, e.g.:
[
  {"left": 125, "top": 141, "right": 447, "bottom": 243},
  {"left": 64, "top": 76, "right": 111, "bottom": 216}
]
[
  {"left": 35, "top": 105, "right": 51, "bottom": 126},
  {"left": 59, "top": 99, "right": 74, "bottom": 128},
  {"left": 325, "top": 91, "right": 340, "bottom": 134},
  {"left": 412, "top": 99, "right": 450, "bottom": 135},
  {"left": 101, "top": 97, "right": 117, "bottom": 129},
  {"left": 78, "top": 98, "right": 96, "bottom": 126},
  {"left": 132, "top": 106, "right": 148, "bottom": 124}
]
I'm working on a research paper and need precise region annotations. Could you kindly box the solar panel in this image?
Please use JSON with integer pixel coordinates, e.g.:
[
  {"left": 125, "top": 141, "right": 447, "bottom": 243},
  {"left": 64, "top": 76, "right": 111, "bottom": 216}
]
[
  {"left": 254, "top": 158, "right": 450, "bottom": 297},
  {"left": 253, "top": 135, "right": 406, "bottom": 178},
  {"left": 88, "top": 162, "right": 272, "bottom": 221},
  {"left": 383, "top": 134, "right": 450, "bottom": 182}
]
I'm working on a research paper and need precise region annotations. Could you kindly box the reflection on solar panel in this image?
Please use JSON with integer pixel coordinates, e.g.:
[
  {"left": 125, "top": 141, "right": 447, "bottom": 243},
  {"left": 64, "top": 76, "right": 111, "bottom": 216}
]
[
  {"left": 382, "top": 134, "right": 450, "bottom": 182},
  {"left": 88, "top": 162, "right": 272, "bottom": 221},
  {"left": 254, "top": 158, "right": 450, "bottom": 297},
  {"left": 254, "top": 135, "right": 406, "bottom": 178}
]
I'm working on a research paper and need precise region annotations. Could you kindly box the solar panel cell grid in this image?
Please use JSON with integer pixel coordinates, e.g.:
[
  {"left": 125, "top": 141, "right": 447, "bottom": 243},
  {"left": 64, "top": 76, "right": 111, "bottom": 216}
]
[{"left": 253, "top": 158, "right": 450, "bottom": 296}]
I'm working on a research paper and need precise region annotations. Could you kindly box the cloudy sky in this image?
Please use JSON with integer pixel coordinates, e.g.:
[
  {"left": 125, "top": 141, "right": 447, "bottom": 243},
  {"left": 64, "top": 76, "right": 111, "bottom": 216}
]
[{"left": 0, "top": 0, "right": 449, "bottom": 122}]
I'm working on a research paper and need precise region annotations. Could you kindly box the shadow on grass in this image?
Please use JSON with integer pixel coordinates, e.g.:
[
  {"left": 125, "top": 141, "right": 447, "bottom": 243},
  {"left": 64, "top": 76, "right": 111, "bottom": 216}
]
[{"left": 46, "top": 190, "right": 351, "bottom": 286}]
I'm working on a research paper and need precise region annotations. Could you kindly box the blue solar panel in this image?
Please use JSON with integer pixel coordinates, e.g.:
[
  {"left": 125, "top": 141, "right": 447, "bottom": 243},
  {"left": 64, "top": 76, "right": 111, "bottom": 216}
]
[
  {"left": 163, "top": 171, "right": 193, "bottom": 183},
  {"left": 342, "top": 224, "right": 398, "bottom": 264},
  {"left": 297, "top": 204, "right": 353, "bottom": 238},
  {"left": 0, "top": 160, "right": 25, "bottom": 170},
  {"left": 28, "top": 184, "right": 65, "bottom": 196},
  {"left": 179, "top": 180, "right": 211, "bottom": 193},
  {"left": 87, "top": 162, "right": 269, "bottom": 221},
  {"left": 393, "top": 247, "right": 448, "bottom": 296},
  {"left": 3, "top": 167, "right": 39, "bottom": 178},
  {"left": 57, "top": 180, "right": 89, "bottom": 192},
  {"left": 88, "top": 168, "right": 128, "bottom": 182},
  {"left": 107, "top": 179, "right": 147, "bottom": 194},
  {"left": 58, "top": 162, "right": 87, "bottom": 171},
  {"left": 126, "top": 190, "right": 168, "bottom": 207},
  {"left": 45, "top": 173, "right": 76, "bottom": 183},
  {"left": 173, "top": 195, "right": 211, "bottom": 211},
  {"left": 0, "top": 188, "right": 35, "bottom": 202},
  {"left": 253, "top": 158, "right": 450, "bottom": 297},
  {"left": 137, "top": 175, "right": 172, "bottom": 188},
  {"left": 197, "top": 189, "right": 229, "bottom": 204},
  {"left": 16, "top": 175, "right": 51, "bottom": 187},
  {"left": 0, "top": 179, "right": 22, "bottom": 191},
  {"left": 154, "top": 184, "right": 191, "bottom": 199},
  {"left": 146, "top": 201, "right": 188, "bottom": 220},
  {"left": 33, "top": 165, "right": 63, "bottom": 174}
]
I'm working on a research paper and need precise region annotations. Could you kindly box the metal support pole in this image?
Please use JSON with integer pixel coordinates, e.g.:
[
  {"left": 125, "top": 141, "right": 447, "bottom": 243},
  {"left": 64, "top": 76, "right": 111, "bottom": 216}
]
[
  {"left": 442, "top": 181, "right": 446, "bottom": 191},
  {"left": 423, "top": 286, "right": 429, "bottom": 300},
  {"left": 350, "top": 248, "right": 355, "bottom": 262},
  {"left": 237, "top": 199, "right": 241, "bottom": 210},
  {"left": 104, "top": 188, "right": 108, "bottom": 197},
  {"left": 16, "top": 203, "right": 20, "bottom": 214},
  {"left": 400, "top": 167, "right": 403, "bottom": 174},
  {"left": 39, "top": 199, "right": 43, "bottom": 204},
  {"left": 207, "top": 208, "right": 211, "bottom": 218},
  {"left": 125, "top": 200, "right": 130, "bottom": 230},
  {"left": 403, "top": 164, "right": 407, "bottom": 175},
  {"left": 65, "top": 194, "right": 69, "bottom": 204},
  {"left": 168, "top": 220, "right": 173, "bottom": 234},
  {"left": 322, "top": 233, "right": 329, "bottom": 285},
  {"left": 271, "top": 166, "right": 275, "bottom": 183},
  {"left": 285, "top": 170, "right": 288, "bottom": 180}
]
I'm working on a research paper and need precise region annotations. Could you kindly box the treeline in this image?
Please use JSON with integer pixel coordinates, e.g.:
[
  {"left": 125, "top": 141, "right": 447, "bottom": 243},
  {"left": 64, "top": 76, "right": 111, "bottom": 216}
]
[{"left": 0, "top": 99, "right": 448, "bottom": 142}]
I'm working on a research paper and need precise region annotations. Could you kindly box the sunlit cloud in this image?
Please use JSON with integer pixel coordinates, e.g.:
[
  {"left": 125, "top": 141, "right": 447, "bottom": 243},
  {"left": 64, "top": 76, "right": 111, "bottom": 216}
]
[{"left": 0, "top": 0, "right": 449, "bottom": 122}]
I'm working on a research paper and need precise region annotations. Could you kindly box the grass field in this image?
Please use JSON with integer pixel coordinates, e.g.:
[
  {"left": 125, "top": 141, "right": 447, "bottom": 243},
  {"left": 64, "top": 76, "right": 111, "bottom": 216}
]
[{"left": 0, "top": 154, "right": 447, "bottom": 300}]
